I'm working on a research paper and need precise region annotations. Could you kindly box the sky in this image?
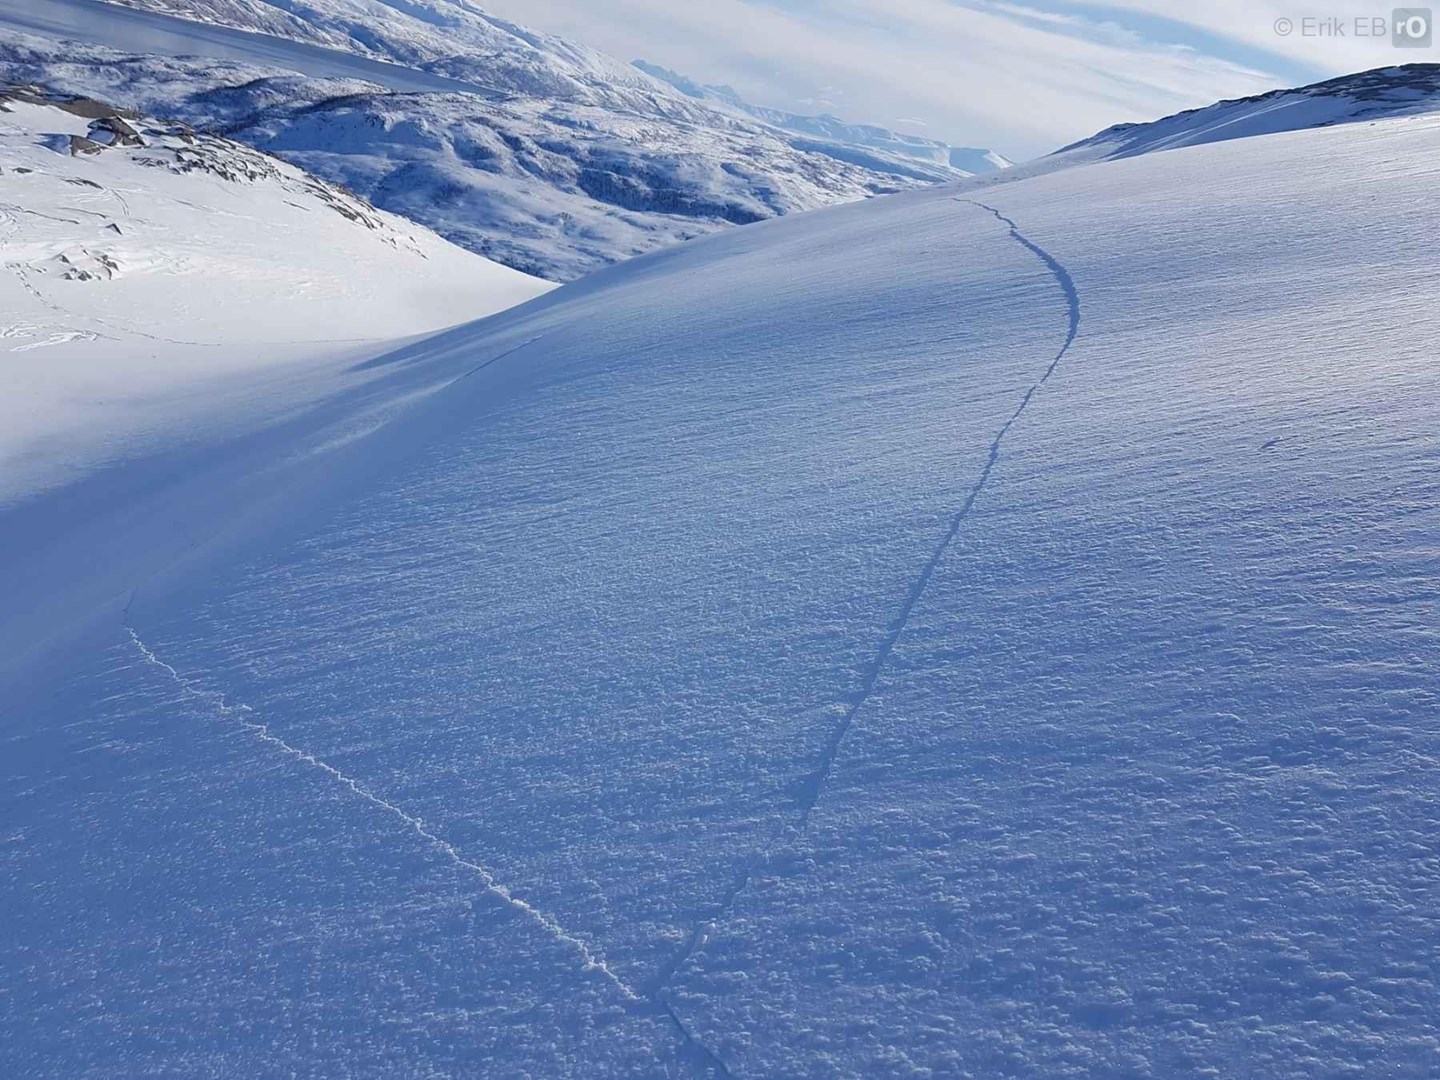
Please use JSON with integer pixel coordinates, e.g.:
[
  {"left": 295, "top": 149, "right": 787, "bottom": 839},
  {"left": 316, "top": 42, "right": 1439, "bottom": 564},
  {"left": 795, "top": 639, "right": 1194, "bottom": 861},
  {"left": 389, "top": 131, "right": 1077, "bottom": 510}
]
[{"left": 473, "top": 0, "right": 1422, "bottom": 158}]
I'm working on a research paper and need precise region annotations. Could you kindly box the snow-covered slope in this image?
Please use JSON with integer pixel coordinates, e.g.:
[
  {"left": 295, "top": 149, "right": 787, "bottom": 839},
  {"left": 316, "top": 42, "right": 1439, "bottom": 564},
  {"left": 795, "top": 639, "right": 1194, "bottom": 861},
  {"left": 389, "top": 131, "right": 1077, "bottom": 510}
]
[
  {"left": 3, "top": 0, "right": 503, "bottom": 95},
  {"left": 0, "top": 84, "right": 548, "bottom": 503},
  {"left": 101, "top": 0, "right": 680, "bottom": 102},
  {"left": 0, "top": 0, "right": 1002, "bottom": 279},
  {"left": 4, "top": 91, "right": 1439, "bottom": 1078},
  {"left": 1044, "top": 63, "right": 1440, "bottom": 169}
]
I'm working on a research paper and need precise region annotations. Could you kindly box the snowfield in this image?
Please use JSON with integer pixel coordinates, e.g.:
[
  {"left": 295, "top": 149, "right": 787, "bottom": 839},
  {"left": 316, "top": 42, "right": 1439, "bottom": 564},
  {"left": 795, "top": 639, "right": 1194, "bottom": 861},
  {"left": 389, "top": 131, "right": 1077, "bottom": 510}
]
[
  {"left": 4, "top": 83, "right": 1440, "bottom": 1080},
  {"left": 0, "top": 86, "right": 549, "bottom": 661},
  {"left": 0, "top": 88, "right": 547, "bottom": 499}
]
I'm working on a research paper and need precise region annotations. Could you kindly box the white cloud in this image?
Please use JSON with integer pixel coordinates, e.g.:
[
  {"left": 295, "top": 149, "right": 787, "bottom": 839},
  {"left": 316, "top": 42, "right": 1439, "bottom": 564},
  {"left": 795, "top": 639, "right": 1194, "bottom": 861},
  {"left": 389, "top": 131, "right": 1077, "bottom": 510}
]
[
  {"left": 469, "top": 0, "right": 1381, "bottom": 158},
  {"left": 1074, "top": 0, "right": 1409, "bottom": 70}
]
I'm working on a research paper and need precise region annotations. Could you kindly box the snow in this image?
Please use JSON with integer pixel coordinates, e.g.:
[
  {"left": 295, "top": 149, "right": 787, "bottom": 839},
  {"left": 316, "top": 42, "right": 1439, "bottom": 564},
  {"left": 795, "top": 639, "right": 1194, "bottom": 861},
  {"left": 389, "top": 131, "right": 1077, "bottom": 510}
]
[
  {"left": 4, "top": 94, "right": 1440, "bottom": 1078},
  {"left": 0, "top": 1, "right": 993, "bottom": 280},
  {"left": 1040, "top": 64, "right": 1440, "bottom": 173},
  {"left": 0, "top": 0, "right": 503, "bottom": 95},
  {"left": 0, "top": 89, "right": 550, "bottom": 667},
  {"left": 949, "top": 146, "right": 1013, "bottom": 173},
  {"left": 0, "top": 90, "right": 547, "bottom": 503}
]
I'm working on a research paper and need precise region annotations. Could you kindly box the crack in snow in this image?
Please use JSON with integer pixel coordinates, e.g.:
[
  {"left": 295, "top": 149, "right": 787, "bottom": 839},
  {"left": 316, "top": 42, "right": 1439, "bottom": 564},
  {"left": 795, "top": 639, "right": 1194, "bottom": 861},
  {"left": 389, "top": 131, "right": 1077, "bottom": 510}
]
[
  {"left": 114, "top": 203, "right": 1077, "bottom": 1076},
  {"left": 122, "top": 624, "right": 638, "bottom": 1003},
  {"left": 790, "top": 197, "right": 1081, "bottom": 824},
  {"left": 659, "top": 999, "right": 738, "bottom": 1079},
  {"left": 962, "top": 200, "right": 1081, "bottom": 355},
  {"left": 455, "top": 333, "right": 545, "bottom": 383},
  {"left": 648, "top": 199, "right": 1083, "bottom": 1063}
]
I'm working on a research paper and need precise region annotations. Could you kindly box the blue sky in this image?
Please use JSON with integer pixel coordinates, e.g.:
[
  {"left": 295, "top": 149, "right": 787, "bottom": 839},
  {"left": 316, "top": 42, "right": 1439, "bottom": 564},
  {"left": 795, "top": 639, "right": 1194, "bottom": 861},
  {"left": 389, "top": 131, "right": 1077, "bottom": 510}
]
[{"left": 474, "top": 0, "right": 1415, "bottom": 157}]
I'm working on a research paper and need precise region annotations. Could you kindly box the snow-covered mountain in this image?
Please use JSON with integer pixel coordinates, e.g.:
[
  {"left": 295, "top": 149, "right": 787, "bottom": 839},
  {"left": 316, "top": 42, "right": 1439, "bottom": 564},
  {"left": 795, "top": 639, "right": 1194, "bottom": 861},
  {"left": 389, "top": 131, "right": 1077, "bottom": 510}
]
[
  {"left": 4, "top": 60, "right": 1440, "bottom": 1078},
  {"left": 634, "top": 59, "right": 1014, "bottom": 176},
  {"left": 102, "top": 0, "right": 689, "bottom": 102},
  {"left": 0, "top": 0, "right": 1005, "bottom": 279},
  {"left": 1041, "top": 63, "right": 1440, "bottom": 170},
  {"left": 0, "top": 82, "right": 548, "bottom": 504}
]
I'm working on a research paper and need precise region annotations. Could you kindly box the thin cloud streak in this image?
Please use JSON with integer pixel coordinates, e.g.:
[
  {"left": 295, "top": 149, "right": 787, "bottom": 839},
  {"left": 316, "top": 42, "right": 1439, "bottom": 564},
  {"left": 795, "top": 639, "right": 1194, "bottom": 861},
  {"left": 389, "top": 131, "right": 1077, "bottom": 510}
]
[{"left": 471, "top": 0, "right": 1299, "bottom": 157}]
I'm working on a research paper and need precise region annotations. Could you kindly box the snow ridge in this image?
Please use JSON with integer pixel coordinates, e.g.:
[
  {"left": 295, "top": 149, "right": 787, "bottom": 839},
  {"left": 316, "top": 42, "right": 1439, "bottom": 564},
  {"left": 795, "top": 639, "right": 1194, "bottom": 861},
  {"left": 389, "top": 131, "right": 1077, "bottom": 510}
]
[
  {"left": 651, "top": 200, "right": 1083, "bottom": 1054},
  {"left": 122, "top": 625, "right": 638, "bottom": 1003}
]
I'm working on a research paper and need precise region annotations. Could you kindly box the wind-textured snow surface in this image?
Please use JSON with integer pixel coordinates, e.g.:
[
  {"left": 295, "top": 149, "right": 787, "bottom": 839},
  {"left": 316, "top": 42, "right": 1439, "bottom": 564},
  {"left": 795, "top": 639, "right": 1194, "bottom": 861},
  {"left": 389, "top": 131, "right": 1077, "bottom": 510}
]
[
  {"left": 0, "top": 87, "right": 550, "bottom": 673},
  {"left": 5, "top": 108, "right": 1440, "bottom": 1077}
]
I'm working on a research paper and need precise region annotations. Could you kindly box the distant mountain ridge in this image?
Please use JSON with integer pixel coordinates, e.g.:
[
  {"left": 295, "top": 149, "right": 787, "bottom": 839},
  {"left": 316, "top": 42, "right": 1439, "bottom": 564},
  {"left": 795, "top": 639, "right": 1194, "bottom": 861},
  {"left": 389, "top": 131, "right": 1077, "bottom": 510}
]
[
  {"left": 0, "top": 0, "right": 1008, "bottom": 278},
  {"left": 1049, "top": 63, "right": 1440, "bottom": 163},
  {"left": 633, "top": 59, "right": 1012, "bottom": 176}
]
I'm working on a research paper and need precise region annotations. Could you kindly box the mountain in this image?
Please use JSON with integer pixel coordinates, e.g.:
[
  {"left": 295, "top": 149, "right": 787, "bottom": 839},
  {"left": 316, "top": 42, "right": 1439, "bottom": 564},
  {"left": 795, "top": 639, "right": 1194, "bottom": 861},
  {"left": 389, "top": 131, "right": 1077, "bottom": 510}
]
[
  {"left": 101, "top": 0, "right": 697, "bottom": 102},
  {"left": 1042, "top": 62, "right": 1440, "bottom": 169},
  {"left": 4, "top": 65, "right": 1440, "bottom": 1078},
  {"left": 0, "top": 0, "right": 1006, "bottom": 280},
  {"left": 634, "top": 59, "right": 1013, "bottom": 176},
  {"left": 0, "top": 82, "right": 548, "bottom": 504}
]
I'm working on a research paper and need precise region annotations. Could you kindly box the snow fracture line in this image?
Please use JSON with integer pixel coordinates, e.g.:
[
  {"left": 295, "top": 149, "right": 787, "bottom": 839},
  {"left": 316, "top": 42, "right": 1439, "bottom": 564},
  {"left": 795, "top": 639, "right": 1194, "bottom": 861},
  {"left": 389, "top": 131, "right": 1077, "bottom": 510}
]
[
  {"left": 963, "top": 201, "right": 1081, "bottom": 354},
  {"left": 454, "top": 334, "right": 545, "bottom": 384},
  {"left": 792, "top": 198, "right": 1081, "bottom": 822},
  {"left": 123, "top": 625, "right": 638, "bottom": 1003},
  {"left": 649, "top": 201, "right": 1083, "bottom": 1068}
]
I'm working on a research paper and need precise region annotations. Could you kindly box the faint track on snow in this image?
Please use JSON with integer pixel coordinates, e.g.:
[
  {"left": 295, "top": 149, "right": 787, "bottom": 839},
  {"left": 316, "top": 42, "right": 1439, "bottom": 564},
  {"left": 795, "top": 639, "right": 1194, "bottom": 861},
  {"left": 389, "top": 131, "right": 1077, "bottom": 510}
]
[
  {"left": 127, "top": 621, "right": 734, "bottom": 1074},
  {"left": 123, "top": 624, "right": 638, "bottom": 1003},
  {"left": 8, "top": 265, "right": 210, "bottom": 347},
  {"left": 649, "top": 200, "right": 1083, "bottom": 1069}
]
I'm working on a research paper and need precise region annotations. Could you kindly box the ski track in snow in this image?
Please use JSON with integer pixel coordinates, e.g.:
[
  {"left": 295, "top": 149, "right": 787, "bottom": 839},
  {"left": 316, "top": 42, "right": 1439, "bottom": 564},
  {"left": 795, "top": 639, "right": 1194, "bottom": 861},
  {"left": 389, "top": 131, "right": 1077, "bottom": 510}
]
[
  {"left": 127, "top": 621, "right": 738, "bottom": 1074},
  {"left": 122, "top": 624, "right": 639, "bottom": 1004},
  {"left": 8, "top": 264, "right": 205, "bottom": 347},
  {"left": 7, "top": 328, "right": 101, "bottom": 351},
  {"left": 650, "top": 199, "right": 1084, "bottom": 1071}
]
